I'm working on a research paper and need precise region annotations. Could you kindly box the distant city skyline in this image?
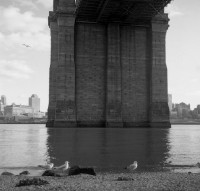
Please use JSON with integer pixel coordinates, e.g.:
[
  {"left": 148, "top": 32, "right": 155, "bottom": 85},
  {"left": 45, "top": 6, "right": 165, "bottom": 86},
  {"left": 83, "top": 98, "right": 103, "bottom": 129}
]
[
  {"left": 168, "top": 94, "right": 200, "bottom": 111},
  {"left": 0, "top": 0, "right": 200, "bottom": 111},
  {"left": 0, "top": 94, "right": 41, "bottom": 111},
  {"left": 0, "top": 94, "right": 46, "bottom": 119}
]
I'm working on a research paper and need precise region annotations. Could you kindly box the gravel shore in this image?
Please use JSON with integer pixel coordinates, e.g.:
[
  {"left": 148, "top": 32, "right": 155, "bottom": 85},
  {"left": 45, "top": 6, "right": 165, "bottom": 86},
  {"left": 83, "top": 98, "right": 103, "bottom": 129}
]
[{"left": 0, "top": 172, "right": 200, "bottom": 191}]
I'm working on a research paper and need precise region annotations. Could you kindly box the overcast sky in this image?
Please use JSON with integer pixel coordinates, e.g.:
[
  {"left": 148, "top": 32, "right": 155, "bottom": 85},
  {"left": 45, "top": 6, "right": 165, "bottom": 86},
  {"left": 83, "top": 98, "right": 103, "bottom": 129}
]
[{"left": 0, "top": 0, "right": 199, "bottom": 111}]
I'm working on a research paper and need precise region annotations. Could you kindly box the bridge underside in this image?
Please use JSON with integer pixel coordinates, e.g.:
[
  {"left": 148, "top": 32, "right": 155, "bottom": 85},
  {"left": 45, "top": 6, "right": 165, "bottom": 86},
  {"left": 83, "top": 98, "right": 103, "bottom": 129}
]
[
  {"left": 47, "top": 0, "right": 172, "bottom": 128},
  {"left": 76, "top": 0, "right": 171, "bottom": 23}
]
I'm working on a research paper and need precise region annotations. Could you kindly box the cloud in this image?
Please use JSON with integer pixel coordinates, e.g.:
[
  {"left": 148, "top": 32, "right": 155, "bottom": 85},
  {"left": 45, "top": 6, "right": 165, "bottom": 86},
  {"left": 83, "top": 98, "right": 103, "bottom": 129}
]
[
  {"left": 0, "top": 6, "right": 50, "bottom": 51},
  {"left": 0, "top": 7, "right": 47, "bottom": 33},
  {"left": 190, "top": 78, "right": 199, "bottom": 83},
  {"left": 8, "top": 0, "right": 52, "bottom": 9},
  {"left": 186, "top": 91, "right": 200, "bottom": 96},
  {"left": 0, "top": 60, "right": 33, "bottom": 79},
  {"left": 165, "top": 4, "right": 183, "bottom": 18},
  {"left": 36, "top": 0, "right": 53, "bottom": 8},
  {"left": 12, "top": 0, "right": 38, "bottom": 9}
]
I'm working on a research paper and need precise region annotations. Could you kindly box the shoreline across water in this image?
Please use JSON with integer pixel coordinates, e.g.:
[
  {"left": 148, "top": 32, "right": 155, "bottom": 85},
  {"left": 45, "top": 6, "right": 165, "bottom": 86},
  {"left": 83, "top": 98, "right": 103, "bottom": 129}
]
[
  {"left": 0, "top": 171, "right": 200, "bottom": 191},
  {"left": 1, "top": 163, "right": 200, "bottom": 176}
]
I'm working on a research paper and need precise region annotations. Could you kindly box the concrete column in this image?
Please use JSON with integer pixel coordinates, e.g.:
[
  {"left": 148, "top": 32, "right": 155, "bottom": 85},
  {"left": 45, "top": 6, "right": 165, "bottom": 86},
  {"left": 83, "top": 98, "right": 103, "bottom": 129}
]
[
  {"left": 53, "top": 0, "right": 59, "bottom": 11},
  {"left": 58, "top": 0, "right": 75, "bottom": 11},
  {"left": 106, "top": 24, "right": 123, "bottom": 127},
  {"left": 47, "top": 20, "right": 58, "bottom": 122},
  {"left": 149, "top": 14, "right": 170, "bottom": 128},
  {"left": 54, "top": 2, "right": 76, "bottom": 127}
]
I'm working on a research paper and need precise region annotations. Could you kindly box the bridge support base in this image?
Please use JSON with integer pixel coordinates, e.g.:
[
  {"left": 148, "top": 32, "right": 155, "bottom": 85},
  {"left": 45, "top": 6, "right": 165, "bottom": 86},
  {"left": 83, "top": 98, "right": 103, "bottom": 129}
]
[
  {"left": 150, "top": 122, "right": 171, "bottom": 128},
  {"left": 46, "top": 121, "right": 171, "bottom": 128}
]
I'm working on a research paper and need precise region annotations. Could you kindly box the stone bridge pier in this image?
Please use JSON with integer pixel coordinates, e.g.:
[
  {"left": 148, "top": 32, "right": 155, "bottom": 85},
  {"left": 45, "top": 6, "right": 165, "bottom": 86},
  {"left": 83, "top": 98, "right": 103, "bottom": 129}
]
[{"left": 47, "top": 0, "right": 172, "bottom": 128}]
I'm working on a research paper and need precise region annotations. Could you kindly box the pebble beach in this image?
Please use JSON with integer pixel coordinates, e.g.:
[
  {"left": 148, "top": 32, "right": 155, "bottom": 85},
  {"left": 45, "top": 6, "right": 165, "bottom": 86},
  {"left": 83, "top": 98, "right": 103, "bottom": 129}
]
[{"left": 1, "top": 172, "right": 200, "bottom": 191}]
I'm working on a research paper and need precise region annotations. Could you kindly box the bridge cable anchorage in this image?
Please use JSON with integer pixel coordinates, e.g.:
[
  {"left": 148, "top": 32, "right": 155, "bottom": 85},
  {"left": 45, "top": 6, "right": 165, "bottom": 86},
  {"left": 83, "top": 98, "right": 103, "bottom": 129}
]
[
  {"left": 148, "top": 2, "right": 164, "bottom": 18},
  {"left": 122, "top": 7, "right": 133, "bottom": 17},
  {"left": 123, "top": 3, "right": 146, "bottom": 24}
]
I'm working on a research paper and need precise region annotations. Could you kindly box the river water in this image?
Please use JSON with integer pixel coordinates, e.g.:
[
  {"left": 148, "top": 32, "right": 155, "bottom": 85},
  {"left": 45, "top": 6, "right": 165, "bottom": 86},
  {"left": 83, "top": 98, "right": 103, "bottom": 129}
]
[{"left": 0, "top": 124, "right": 200, "bottom": 175}]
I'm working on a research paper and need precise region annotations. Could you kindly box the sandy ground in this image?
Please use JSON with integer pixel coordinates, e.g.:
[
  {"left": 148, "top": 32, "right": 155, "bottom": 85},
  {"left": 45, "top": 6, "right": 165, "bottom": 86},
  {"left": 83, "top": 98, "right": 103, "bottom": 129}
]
[{"left": 0, "top": 172, "right": 200, "bottom": 191}]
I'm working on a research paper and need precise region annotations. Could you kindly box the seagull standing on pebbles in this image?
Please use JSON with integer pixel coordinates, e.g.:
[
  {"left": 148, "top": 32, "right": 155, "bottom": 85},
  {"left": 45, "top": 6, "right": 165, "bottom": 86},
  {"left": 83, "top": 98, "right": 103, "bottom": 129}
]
[
  {"left": 126, "top": 161, "right": 138, "bottom": 172},
  {"left": 54, "top": 161, "right": 70, "bottom": 171}
]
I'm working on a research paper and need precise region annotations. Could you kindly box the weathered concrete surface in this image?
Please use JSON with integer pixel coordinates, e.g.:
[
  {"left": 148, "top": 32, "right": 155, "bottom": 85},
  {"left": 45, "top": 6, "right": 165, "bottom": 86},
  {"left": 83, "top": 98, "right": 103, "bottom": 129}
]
[
  {"left": 47, "top": 0, "right": 171, "bottom": 128},
  {"left": 75, "top": 23, "right": 106, "bottom": 127}
]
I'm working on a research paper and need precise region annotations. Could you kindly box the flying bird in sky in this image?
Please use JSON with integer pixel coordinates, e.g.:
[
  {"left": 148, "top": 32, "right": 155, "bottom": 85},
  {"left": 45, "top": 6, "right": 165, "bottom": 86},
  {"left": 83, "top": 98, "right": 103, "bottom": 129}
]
[{"left": 22, "top": 44, "right": 30, "bottom": 47}]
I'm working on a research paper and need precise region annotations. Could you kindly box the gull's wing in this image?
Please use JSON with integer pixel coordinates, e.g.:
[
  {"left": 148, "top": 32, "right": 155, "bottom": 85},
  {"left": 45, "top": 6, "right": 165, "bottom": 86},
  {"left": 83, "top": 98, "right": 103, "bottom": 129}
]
[{"left": 54, "top": 163, "right": 66, "bottom": 169}]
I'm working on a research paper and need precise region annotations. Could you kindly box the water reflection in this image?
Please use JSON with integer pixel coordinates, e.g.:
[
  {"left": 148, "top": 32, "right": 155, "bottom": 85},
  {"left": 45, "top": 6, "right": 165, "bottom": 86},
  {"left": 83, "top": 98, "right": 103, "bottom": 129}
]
[
  {"left": 167, "top": 125, "right": 200, "bottom": 165},
  {"left": 47, "top": 128, "right": 170, "bottom": 170},
  {"left": 1, "top": 124, "right": 200, "bottom": 173},
  {"left": 0, "top": 124, "right": 48, "bottom": 167}
]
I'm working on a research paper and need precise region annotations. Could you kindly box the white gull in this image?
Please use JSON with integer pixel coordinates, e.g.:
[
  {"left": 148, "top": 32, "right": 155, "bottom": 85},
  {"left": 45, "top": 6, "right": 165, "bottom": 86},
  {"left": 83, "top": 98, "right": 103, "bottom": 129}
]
[
  {"left": 54, "top": 161, "right": 70, "bottom": 171},
  {"left": 126, "top": 161, "right": 138, "bottom": 171}
]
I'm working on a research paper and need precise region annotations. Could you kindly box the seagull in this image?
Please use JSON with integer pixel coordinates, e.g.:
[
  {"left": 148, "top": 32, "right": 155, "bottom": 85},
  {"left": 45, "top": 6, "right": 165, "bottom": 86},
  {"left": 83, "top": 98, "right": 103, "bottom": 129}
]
[
  {"left": 38, "top": 163, "right": 54, "bottom": 170},
  {"left": 22, "top": 44, "right": 30, "bottom": 47},
  {"left": 54, "top": 161, "right": 70, "bottom": 171},
  {"left": 125, "top": 161, "right": 138, "bottom": 172}
]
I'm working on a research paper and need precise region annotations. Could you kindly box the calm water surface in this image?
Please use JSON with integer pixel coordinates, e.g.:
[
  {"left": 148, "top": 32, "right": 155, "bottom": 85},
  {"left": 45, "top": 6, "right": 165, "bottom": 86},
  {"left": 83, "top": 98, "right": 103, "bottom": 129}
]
[{"left": 0, "top": 124, "right": 200, "bottom": 174}]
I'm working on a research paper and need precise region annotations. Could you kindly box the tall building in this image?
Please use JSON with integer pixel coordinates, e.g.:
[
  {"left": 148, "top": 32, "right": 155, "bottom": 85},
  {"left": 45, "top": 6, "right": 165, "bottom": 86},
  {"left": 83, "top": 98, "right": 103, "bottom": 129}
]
[
  {"left": 29, "top": 94, "right": 40, "bottom": 112},
  {"left": 168, "top": 94, "right": 172, "bottom": 112},
  {"left": 1, "top": 95, "right": 6, "bottom": 105},
  {"left": 0, "top": 100, "right": 4, "bottom": 115}
]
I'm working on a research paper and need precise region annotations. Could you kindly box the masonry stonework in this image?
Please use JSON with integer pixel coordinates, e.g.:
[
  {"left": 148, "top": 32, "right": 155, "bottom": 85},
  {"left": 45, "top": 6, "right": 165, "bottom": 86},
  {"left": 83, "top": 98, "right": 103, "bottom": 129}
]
[{"left": 47, "top": 0, "right": 171, "bottom": 128}]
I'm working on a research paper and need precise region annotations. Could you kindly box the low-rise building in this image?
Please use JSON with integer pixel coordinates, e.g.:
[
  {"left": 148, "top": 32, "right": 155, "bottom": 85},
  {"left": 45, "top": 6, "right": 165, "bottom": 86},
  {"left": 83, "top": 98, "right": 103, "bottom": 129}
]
[
  {"left": 4, "top": 104, "right": 34, "bottom": 117},
  {"left": 193, "top": 105, "right": 200, "bottom": 119},
  {"left": 174, "top": 102, "right": 191, "bottom": 119},
  {"left": 170, "top": 110, "right": 178, "bottom": 118}
]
